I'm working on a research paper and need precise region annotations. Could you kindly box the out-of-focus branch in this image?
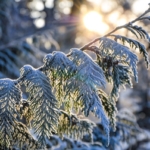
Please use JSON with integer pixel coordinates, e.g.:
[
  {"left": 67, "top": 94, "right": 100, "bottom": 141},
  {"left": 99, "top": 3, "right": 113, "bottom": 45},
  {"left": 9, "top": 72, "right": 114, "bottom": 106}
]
[{"left": 0, "top": 20, "right": 78, "bottom": 51}]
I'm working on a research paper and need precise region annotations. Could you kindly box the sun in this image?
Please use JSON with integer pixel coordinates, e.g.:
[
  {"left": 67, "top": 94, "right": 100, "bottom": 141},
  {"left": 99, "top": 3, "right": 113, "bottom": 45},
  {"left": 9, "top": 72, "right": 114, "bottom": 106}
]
[{"left": 83, "top": 11, "right": 109, "bottom": 34}]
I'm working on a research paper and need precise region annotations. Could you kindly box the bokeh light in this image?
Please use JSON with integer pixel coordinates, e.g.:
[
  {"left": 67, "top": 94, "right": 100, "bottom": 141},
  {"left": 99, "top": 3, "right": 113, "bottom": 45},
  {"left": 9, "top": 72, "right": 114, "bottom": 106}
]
[
  {"left": 34, "top": 18, "right": 45, "bottom": 28},
  {"left": 132, "top": 0, "right": 150, "bottom": 14},
  {"left": 83, "top": 11, "right": 109, "bottom": 34}
]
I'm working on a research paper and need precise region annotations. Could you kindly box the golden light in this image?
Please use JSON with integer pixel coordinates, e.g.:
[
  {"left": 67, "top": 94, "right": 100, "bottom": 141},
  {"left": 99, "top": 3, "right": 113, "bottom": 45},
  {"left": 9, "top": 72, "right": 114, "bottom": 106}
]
[
  {"left": 83, "top": 11, "right": 109, "bottom": 34},
  {"left": 132, "top": 0, "right": 150, "bottom": 14}
]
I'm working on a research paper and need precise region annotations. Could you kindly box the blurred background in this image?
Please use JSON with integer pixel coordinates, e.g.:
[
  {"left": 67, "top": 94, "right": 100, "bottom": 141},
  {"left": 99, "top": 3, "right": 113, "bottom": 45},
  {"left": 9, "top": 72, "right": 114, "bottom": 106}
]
[{"left": 0, "top": 0, "right": 150, "bottom": 149}]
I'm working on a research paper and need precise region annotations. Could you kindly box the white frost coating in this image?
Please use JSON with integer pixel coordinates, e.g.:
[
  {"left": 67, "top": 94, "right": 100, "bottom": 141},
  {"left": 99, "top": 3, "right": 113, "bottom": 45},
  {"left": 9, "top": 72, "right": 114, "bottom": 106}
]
[
  {"left": 0, "top": 78, "right": 21, "bottom": 104},
  {"left": 111, "top": 64, "right": 133, "bottom": 101},
  {"left": 19, "top": 65, "right": 59, "bottom": 145},
  {"left": 0, "top": 79, "right": 22, "bottom": 146},
  {"left": 114, "top": 35, "right": 149, "bottom": 68},
  {"left": 43, "top": 51, "right": 76, "bottom": 75},
  {"left": 65, "top": 79, "right": 109, "bottom": 144},
  {"left": 99, "top": 37, "right": 138, "bottom": 82},
  {"left": 69, "top": 48, "right": 106, "bottom": 89}
]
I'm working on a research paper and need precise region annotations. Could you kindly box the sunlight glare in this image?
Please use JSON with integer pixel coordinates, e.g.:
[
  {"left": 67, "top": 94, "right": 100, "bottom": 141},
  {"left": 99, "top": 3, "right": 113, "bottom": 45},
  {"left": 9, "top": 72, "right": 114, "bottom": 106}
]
[
  {"left": 132, "top": 0, "right": 150, "bottom": 14},
  {"left": 83, "top": 11, "right": 109, "bottom": 34}
]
